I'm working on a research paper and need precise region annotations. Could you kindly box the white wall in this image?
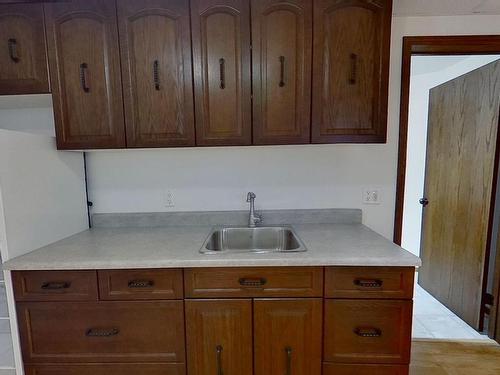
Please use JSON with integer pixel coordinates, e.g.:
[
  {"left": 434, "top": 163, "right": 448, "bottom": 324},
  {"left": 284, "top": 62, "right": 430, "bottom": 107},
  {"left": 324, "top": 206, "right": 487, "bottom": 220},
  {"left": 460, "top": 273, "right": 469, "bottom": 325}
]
[
  {"left": 0, "top": 95, "right": 54, "bottom": 137},
  {"left": 86, "top": 14, "right": 500, "bottom": 242},
  {"left": 401, "top": 55, "right": 500, "bottom": 255}
]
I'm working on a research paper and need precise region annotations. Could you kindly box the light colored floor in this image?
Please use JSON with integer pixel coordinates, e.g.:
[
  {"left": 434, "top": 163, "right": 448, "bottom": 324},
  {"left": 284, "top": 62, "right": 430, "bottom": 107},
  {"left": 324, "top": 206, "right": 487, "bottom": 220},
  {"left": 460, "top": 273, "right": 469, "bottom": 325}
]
[{"left": 412, "top": 285, "right": 491, "bottom": 340}]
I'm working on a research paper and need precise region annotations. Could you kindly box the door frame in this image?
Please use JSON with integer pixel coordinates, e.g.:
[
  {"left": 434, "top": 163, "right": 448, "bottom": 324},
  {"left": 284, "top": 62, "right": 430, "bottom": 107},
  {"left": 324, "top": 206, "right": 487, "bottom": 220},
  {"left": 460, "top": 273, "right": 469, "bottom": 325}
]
[{"left": 393, "top": 35, "right": 500, "bottom": 339}]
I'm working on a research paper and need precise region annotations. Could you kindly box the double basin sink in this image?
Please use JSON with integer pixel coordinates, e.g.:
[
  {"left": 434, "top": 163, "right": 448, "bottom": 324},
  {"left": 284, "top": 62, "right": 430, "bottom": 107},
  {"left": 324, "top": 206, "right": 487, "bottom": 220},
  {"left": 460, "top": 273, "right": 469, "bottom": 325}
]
[{"left": 201, "top": 226, "right": 307, "bottom": 254}]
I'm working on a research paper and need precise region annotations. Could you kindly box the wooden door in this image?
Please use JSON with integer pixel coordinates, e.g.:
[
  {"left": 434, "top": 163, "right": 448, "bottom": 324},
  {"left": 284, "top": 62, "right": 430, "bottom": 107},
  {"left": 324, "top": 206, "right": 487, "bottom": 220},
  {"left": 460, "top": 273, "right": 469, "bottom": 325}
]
[
  {"left": 191, "top": 0, "right": 252, "bottom": 146},
  {"left": 117, "top": 0, "right": 195, "bottom": 148},
  {"left": 45, "top": 0, "right": 125, "bottom": 149},
  {"left": 419, "top": 60, "right": 500, "bottom": 330},
  {"left": 311, "top": 0, "right": 391, "bottom": 143},
  {"left": 251, "top": 0, "right": 312, "bottom": 144},
  {"left": 0, "top": 3, "right": 49, "bottom": 95},
  {"left": 254, "top": 298, "right": 322, "bottom": 375},
  {"left": 185, "top": 299, "right": 253, "bottom": 375}
]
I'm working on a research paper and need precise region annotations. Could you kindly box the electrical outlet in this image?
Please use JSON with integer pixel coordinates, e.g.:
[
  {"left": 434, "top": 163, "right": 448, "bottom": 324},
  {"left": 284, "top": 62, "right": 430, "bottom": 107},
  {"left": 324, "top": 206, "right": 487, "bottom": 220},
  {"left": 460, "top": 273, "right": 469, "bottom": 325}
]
[
  {"left": 164, "top": 190, "right": 175, "bottom": 208},
  {"left": 363, "top": 189, "right": 381, "bottom": 205}
]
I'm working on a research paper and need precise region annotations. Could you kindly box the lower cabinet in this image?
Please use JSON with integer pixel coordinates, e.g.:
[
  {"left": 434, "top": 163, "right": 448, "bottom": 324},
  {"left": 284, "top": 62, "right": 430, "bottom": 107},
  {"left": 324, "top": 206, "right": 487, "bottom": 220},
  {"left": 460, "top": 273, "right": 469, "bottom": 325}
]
[
  {"left": 25, "top": 364, "right": 185, "bottom": 375},
  {"left": 323, "top": 363, "right": 409, "bottom": 375}
]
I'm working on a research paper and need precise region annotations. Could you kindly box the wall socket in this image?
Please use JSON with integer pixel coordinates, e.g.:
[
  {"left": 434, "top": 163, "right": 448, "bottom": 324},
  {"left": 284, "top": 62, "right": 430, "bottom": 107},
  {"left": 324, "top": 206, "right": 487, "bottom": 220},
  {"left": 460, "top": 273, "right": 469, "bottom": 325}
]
[
  {"left": 164, "top": 190, "right": 175, "bottom": 207},
  {"left": 363, "top": 189, "right": 381, "bottom": 205}
]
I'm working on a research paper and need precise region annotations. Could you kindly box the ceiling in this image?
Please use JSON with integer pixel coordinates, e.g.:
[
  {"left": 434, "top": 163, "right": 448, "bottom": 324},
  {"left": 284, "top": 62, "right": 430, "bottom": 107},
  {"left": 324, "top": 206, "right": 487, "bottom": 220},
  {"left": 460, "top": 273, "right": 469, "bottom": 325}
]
[{"left": 393, "top": 0, "right": 500, "bottom": 16}]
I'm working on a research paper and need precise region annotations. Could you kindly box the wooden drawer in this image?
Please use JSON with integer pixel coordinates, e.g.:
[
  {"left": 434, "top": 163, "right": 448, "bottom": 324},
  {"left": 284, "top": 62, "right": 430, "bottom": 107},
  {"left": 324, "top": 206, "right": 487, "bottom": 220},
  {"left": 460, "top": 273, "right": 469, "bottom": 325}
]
[
  {"left": 184, "top": 267, "right": 323, "bottom": 298},
  {"left": 325, "top": 267, "right": 414, "bottom": 299},
  {"left": 98, "top": 269, "right": 183, "bottom": 300},
  {"left": 13, "top": 271, "right": 98, "bottom": 302},
  {"left": 25, "top": 364, "right": 185, "bottom": 375},
  {"left": 324, "top": 300, "right": 412, "bottom": 364},
  {"left": 17, "top": 301, "right": 185, "bottom": 363},
  {"left": 323, "top": 363, "right": 409, "bottom": 375}
]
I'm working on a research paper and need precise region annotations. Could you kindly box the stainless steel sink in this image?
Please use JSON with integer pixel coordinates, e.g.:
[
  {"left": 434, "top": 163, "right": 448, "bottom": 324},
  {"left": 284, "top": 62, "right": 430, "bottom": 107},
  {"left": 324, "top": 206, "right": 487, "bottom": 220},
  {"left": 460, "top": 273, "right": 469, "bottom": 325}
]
[{"left": 201, "top": 226, "right": 307, "bottom": 254}]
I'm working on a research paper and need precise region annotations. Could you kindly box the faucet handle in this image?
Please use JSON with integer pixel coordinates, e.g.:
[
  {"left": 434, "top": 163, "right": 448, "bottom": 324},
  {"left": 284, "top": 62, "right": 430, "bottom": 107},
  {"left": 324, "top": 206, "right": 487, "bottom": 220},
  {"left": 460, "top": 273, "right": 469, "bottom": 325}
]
[
  {"left": 246, "top": 192, "right": 256, "bottom": 202},
  {"left": 254, "top": 213, "right": 263, "bottom": 225}
]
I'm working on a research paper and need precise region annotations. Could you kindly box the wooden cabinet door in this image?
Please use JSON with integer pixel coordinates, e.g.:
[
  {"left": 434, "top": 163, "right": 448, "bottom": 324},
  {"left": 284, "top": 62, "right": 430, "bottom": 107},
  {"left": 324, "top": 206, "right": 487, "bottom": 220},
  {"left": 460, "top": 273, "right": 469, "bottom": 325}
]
[
  {"left": 252, "top": 0, "right": 312, "bottom": 145},
  {"left": 254, "top": 299, "right": 322, "bottom": 375},
  {"left": 191, "top": 0, "right": 252, "bottom": 146},
  {"left": 117, "top": 0, "right": 195, "bottom": 148},
  {"left": 311, "top": 0, "right": 392, "bottom": 143},
  {"left": 45, "top": 0, "right": 125, "bottom": 149},
  {"left": 186, "top": 300, "right": 253, "bottom": 375},
  {"left": 25, "top": 364, "right": 185, "bottom": 375},
  {"left": 0, "top": 3, "right": 49, "bottom": 95}
]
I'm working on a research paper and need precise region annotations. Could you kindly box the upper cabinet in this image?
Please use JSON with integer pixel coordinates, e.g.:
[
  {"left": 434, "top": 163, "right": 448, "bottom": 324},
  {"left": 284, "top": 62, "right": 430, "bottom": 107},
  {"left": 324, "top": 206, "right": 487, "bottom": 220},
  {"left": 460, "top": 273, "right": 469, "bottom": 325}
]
[
  {"left": 0, "top": 3, "right": 49, "bottom": 95},
  {"left": 191, "top": 0, "right": 252, "bottom": 146},
  {"left": 311, "top": 0, "right": 392, "bottom": 143},
  {"left": 45, "top": 0, "right": 126, "bottom": 149},
  {"left": 252, "top": 0, "right": 312, "bottom": 145},
  {"left": 117, "top": 0, "right": 196, "bottom": 148}
]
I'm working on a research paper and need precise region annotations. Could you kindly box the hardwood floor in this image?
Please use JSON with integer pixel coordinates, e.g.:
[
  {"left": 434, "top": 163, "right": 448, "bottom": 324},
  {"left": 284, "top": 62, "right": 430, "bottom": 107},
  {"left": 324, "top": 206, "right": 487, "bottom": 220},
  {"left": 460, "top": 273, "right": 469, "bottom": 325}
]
[{"left": 410, "top": 340, "right": 500, "bottom": 374}]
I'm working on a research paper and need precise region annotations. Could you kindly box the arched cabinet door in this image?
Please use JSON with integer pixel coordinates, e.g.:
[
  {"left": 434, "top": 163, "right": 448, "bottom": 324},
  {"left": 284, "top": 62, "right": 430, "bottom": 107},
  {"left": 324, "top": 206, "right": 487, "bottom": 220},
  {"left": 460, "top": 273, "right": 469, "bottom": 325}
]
[
  {"left": 117, "top": 0, "right": 195, "bottom": 148},
  {"left": 0, "top": 3, "right": 49, "bottom": 95},
  {"left": 191, "top": 0, "right": 252, "bottom": 146},
  {"left": 312, "top": 0, "right": 392, "bottom": 143},
  {"left": 252, "top": 0, "right": 312, "bottom": 145},
  {"left": 45, "top": 0, "right": 125, "bottom": 150}
]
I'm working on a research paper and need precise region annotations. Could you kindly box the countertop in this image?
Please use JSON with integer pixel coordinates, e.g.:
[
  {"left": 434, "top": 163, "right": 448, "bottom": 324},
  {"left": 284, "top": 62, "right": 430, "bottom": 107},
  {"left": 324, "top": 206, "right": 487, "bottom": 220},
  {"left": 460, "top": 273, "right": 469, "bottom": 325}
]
[{"left": 2, "top": 222, "right": 421, "bottom": 270}]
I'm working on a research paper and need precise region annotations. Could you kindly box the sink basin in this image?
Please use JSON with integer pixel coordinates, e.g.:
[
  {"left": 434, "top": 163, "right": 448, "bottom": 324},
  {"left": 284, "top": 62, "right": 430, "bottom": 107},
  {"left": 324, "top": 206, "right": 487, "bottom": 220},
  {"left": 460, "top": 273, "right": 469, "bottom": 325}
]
[{"left": 201, "top": 226, "right": 307, "bottom": 254}]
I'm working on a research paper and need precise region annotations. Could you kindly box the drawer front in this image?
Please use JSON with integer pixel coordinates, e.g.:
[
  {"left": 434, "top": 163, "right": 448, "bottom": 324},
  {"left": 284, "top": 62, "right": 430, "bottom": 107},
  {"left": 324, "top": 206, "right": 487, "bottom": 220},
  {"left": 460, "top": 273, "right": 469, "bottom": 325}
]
[
  {"left": 324, "top": 300, "right": 412, "bottom": 364},
  {"left": 17, "top": 301, "right": 185, "bottom": 363},
  {"left": 98, "top": 269, "right": 183, "bottom": 300},
  {"left": 323, "top": 363, "right": 409, "bottom": 375},
  {"left": 13, "top": 271, "right": 98, "bottom": 302},
  {"left": 184, "top": 267, "right": 323, "bottom": 298},
  {"left": 25, "top": 364, "right": 185, "bottom": 375},
  {"left": 325, "top": 267, "right": 414, "bottom": 299}
]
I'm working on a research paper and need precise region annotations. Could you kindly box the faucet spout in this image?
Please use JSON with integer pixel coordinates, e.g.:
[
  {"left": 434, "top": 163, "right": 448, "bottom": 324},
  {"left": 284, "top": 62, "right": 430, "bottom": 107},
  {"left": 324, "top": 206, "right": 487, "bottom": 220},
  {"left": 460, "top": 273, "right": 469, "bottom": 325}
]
[{"left": 246, "top": 192, "right": 262, "bottom": 228}]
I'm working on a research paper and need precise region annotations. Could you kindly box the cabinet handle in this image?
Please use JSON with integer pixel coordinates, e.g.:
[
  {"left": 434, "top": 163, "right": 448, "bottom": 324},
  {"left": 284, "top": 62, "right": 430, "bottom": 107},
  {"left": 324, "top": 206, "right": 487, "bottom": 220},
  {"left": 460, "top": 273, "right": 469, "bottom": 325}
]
[
  {"left": 216, "top": 345, "right": 223, "bottom": 375},
  {"left": 8, "top": 38, "right": 19, "bottom": 63},
  {"left": 279, "top": 55, "right": 285, "bottom": 87},
  {"left": 153, "top": 60, "right": 160, "bottom": 90},
  {"left": 128, "top": 279, "right": 154, "bottom": 288},
  {"left": 285, "top": 346, "right": 292, "bottom": 375},
  {"left": 239, "top": 277, "right": 267, "bottom": 287},
  {"left": 219, "top": 58, "right": 225, "bottom": 89},
  {"left": 349, "top": 53, "right": 357, "bottom": 85},
  {"left": 354, "top": 327, "right": 382, "bottom": 338},
  {"left": 80, "top": 63, "right": 90, "bottom": 93},
  {"left": 353, "top": 279, "right": 383, "bottom": 288},
  {"left": 85, "top": 328, "right": 120, "bottom": 337},
  {"left": 41, "top": 281, "right": 71, "bottom": 290}
]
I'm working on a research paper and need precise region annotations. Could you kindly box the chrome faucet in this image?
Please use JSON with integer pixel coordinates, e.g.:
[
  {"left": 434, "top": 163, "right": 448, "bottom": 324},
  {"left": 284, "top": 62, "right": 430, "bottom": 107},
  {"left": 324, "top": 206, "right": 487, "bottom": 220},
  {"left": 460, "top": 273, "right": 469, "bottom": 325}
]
[{"left": 246, "top": 192, "right": 262, "bottom": 228}]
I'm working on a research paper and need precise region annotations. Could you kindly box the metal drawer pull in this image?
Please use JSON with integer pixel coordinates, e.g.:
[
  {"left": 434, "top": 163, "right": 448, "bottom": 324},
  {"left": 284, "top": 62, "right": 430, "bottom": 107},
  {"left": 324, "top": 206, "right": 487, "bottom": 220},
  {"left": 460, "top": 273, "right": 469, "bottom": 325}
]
[
  {"left": 85, "top": 328, "right": 120, "bottom": 337},
  {"left": 216, "top": 345, "right": 223, "bottom": 375},
  {"left": 354, "top": 327, "right": 382, "bottom": 338},
  {"left": 239, "top": 277, "right": 267, "bottom": 287},
  {"left": 41, "top": 281, "right": 71, "bottom": 290},
  {"left": 285, "top": 346, "right": 292, "bottom": 375},
  {"left": 8, "top": 38, "right": 19, "bottom": 63},
  {"left": 279, "top": 55, "right": 285, "bottom": 87},
  {"left": 153, "top": 60, "right": 160, "bottom": 90},
  {"left": 128, "top": 279, "right": 154, "bottom": 288},
  {"left": 80, "top": 63, "right": 90, "bottom": 93},
  {"left": 354, "top": 279, "right": 383, "bottom": 288},
  {"left": 219, "top": 58, "right": 225, "bottom": 89},
  {"left": 349, "top": 53, "right": 357, "bottom": 85}
]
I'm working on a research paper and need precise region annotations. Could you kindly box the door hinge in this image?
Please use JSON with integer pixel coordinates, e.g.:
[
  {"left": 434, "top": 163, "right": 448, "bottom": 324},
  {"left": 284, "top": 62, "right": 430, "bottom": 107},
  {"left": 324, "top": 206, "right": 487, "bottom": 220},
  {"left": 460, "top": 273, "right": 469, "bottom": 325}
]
[{"left": 484, "top": 293, "right": 494, "bottom": 306}]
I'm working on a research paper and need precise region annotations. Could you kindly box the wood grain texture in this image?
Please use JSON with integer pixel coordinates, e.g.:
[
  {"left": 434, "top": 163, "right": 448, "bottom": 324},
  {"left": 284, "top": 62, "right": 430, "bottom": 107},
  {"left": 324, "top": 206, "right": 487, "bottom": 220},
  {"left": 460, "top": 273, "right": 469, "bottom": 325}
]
[
  {"left": 419, "top": 60, "right": 500, "bottom": 330},
  {"left": 45, "top": 0, "right": 125, "bottom": 149},
  {"left": 311, "top": 0, "right": 391, "bottom": 143},
  {"left": 254, "top": 298, "right": 322, "bottom": 375},
  {"left": 184, "top": 267, "right": 323, "bottom": 298},
  {"left": 25, "top": 364, "right": 185, "bottom": 375},
  {"left": 0, "top": 3, "right": 49, "bottom": 94},
  {"left": 251, "top": 0, "right": 312, "bottom": 145},
  {"left": 191, "top": 0, "right": 252, "bottom": 146},
  {"left": 17, "top": 301, "right": 185, "bottom": 363},
  {"left": 97, "top": 269, "right": 183, "bottom": 300},
  {"left": 185, "top": 299, "right": 253, "bottom": 375},
  {"left": 324, "top": 299, "right": 413, "bottom": 364},
  {"left": 117, "top": 0, "right": 195, "bottom": 148},
  {"left": 324, "top": 363, "right": 408, "bottom": 375}
]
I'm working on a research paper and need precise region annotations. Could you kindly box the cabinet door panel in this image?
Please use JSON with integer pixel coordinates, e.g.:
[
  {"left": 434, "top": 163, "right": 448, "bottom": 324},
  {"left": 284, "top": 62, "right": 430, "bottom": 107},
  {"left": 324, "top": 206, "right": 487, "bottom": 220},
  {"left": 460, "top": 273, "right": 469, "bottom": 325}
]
[
  {"left": 312, "top": 0, "right": 391, "bottom": 143},
  {"left": 45, "top": 0, "right": 125, "bottom": 149},
  {"left": 118, "top": 0, "right": 195, "bottom": 147},
  {"left": 25, "top": 364, "right": 185, "bottom": 375},
  {"left": 191, "top": 0, "right": 251, "bottom": 146},
  {"left": 0, "top": 3, "right": 49, "bottom": 94},
  {"left": 254, "top": 298, "right": 322, "bottom": 375},
  {"left": 252, "top": 0, "right": 312, "bottom": 144},
  {"left": 186, "top": 299, "right": 253, "bottom": 375}
]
